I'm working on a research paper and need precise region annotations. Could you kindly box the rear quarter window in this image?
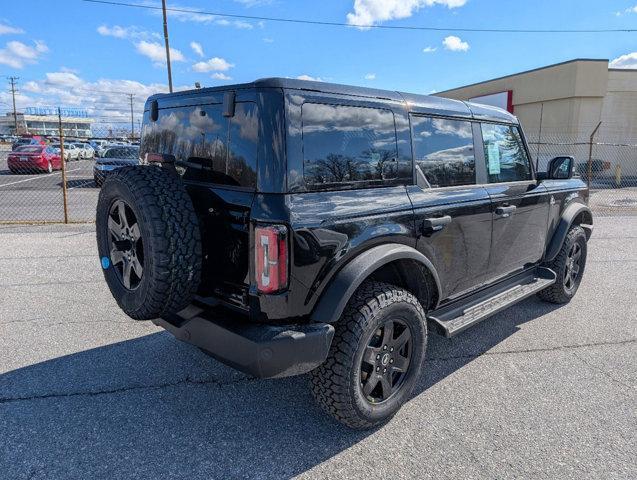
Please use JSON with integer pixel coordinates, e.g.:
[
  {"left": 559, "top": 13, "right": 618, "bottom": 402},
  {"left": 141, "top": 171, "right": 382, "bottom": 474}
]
[
  {"left": 140, "top": 102, "right": 258, "bottom": 189},
  {"left": 410, "top": 115, "right": 476, "bottom": 188},
  {"left": 301, "top": 103, "right": 399, "bottom": 190}
]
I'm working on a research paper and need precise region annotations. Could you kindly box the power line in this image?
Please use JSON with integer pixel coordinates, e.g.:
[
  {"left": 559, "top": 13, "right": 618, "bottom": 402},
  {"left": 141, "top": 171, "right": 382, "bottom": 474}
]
[{"left": 81, "top": 0, "right": 637, "bottom": 34}]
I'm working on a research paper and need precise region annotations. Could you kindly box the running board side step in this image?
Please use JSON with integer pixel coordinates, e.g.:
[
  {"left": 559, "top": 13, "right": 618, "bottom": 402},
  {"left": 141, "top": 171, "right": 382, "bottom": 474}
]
[{"left": 428, "top": 267, "right": 556, "bottom": 337}]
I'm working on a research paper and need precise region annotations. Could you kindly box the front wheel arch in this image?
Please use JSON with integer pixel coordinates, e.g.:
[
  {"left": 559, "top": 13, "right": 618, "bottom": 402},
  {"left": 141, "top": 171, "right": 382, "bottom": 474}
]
[{"left": 545, "top": 203, "right": 592, "bottom": 262}]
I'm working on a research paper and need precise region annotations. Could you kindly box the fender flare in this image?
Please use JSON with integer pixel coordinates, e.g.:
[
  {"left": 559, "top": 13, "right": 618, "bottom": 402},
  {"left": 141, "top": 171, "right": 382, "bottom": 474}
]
[
  {"left": 545, "top": 203, "right": 593, "bottom": 262},
  {"left": 310, "top": 243, "right": 441, "bottom": 324}
]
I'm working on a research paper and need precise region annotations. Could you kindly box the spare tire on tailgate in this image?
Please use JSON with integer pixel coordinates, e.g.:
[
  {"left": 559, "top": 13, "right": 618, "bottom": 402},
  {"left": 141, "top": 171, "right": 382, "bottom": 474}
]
[{"left": 96, "top": 165, "right": 202, "bottom": 320}]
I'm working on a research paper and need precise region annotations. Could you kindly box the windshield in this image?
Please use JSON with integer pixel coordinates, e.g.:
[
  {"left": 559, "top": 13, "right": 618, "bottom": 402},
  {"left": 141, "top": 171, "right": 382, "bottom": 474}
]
[
  {"left": 16, "top": 146, "right": 43, "bottom": 153},
  {"left": 104, "top": 147, "right": 139, "bottom": 159}
]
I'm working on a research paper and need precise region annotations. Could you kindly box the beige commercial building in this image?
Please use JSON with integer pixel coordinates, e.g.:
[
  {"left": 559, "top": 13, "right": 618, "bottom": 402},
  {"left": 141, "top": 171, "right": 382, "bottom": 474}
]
[{"left": 437, "top": 59, "right": 637, "bottom": 176}]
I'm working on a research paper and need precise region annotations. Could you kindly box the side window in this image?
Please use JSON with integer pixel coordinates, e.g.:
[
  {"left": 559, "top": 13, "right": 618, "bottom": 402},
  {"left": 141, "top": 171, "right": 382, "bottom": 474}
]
[
  {"left": 226, "top": 103, "right": 258, "bottom": 189},
  {"left": 480, "top": 123, "right": 532, "bottom": 183},
  {"left": 302, "top": 103, "right": 398, "bottom": 189},
  {"left": 140, "top": 103, "right": 258, "bottom": 189},
  {"left": 410, "top": 116, "right": 476, "bottom": 188}
]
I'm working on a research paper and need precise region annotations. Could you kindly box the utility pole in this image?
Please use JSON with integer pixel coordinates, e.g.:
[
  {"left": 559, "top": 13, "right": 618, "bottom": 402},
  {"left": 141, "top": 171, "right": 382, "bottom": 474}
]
[
  {"left": 127, "top": 93, "right": 135, "bottom": 139},
  {"left": 7, "top": 76, "right": 19, "bottom": 135},
  {"left": 161, "top": 0, "right": 173, "bottom": 92}
]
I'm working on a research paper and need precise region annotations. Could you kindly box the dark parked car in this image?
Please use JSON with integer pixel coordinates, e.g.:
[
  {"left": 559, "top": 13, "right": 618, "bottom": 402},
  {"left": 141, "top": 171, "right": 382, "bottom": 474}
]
[
  {"left": 93, "top": 146, "right": 140, "bottom": 186},
  {"left": 7, "top": 145, "right": 63, "bottom": 173},
  {"left": 95, "top": 78, "right": 592, "bottom": 429},
  {"left": 11, "top": 136, "right": 46, "bottom": 151}
]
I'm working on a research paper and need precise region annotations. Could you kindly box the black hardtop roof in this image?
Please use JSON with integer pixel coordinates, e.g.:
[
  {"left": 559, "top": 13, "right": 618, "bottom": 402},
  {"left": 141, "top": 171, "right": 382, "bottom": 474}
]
[{"left": 147, "top": 77, "right": 517, "bottom": 123}]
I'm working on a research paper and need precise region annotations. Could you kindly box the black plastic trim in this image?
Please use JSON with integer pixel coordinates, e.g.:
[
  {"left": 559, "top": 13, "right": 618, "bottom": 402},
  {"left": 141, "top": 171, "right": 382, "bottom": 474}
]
[
  {"left": 310, "top": 243, "right": 442, "bottom": 324},
  {"left": 545, "top": 203, "right": 593, "bottom": 262},
  {"left": 155, "top": 305, "right": 334, "bottom": 378}
]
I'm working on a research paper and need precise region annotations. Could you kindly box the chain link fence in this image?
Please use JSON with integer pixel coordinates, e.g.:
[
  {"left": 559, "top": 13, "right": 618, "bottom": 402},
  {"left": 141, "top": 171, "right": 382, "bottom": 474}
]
[
  {"left": 1, "top": 123, "right": 636, "bottom": 224},
  {"left": 527, "top": 131, "right": 637, "bottom": 216},
  {"left": 0, "top": 124, "right": 137, "bottom": 224}
]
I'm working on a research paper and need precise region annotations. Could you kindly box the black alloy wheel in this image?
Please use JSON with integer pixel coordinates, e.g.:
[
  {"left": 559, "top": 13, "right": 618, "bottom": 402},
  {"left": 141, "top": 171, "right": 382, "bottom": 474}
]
[
  {"left": 107, "top": 199, "right": 144, "bottom": 290},
  {"left": 537, "top": 225, "right": 587, "bottom": 304},
  {"left": 310, "top": 281, "right": 428, "bottom": 429},
  {"left": 563, "top": 242, "right": 582, "bottom": 293},
  {"left": 360, "top": 318, "right": 412, "bottom": 403}
]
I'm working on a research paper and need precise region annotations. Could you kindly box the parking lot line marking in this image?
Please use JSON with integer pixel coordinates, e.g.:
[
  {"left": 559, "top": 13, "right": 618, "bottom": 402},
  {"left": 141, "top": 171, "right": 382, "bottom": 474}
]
[{"left": 0, "top": 167, "right": 83, "bottom": 189}]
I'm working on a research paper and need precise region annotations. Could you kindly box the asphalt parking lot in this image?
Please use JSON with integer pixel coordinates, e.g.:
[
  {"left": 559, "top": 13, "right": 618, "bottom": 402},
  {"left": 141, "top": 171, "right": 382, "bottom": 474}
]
[
  {"left": 0, "top": 218, "right": 635, "bottom": 480},
  {"left": 0, "top": 150, "right": 98, "bottom": 223}
]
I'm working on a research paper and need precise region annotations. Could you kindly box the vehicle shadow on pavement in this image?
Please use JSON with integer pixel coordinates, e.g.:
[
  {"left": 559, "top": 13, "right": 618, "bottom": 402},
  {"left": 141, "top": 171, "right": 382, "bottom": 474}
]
[
  {"left": 0, "top": 297, "right": 561, "bottom": 479},
  {"left": 58, "top": 179, "right": 98, "bottom": 189}
]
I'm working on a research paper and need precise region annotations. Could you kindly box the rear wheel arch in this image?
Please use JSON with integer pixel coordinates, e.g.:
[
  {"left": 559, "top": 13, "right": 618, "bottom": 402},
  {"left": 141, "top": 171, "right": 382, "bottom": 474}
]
[{"left": 310, "top": 244, "right": 441, "bottom": 324}]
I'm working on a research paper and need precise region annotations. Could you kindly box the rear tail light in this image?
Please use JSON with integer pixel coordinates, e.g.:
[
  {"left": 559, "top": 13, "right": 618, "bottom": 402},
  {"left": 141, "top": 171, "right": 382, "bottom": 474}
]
[{"left": 255, "top": 224, "right": 288, "bottom": 294}]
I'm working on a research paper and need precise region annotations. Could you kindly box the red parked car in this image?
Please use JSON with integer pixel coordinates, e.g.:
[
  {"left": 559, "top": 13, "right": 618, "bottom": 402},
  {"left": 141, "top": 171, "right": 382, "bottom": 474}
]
[{"left": 7, "top": 145, "right": 63, "bottom": 174}]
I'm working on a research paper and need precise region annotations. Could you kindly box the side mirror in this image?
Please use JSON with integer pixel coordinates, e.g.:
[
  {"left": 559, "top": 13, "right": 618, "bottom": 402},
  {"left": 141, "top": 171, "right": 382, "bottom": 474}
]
[{"left": 547, "top": 156, "right": 574, "bottom": 180}]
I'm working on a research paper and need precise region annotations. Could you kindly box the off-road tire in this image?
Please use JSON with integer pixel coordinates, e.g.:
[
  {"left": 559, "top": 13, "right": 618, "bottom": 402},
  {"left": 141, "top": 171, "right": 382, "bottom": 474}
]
[
  {"left": 537, "top": 225, "right": 587, "bottom": 304},
  {"left": 96, "top": 165, "right": 202, "bottom": 320},
  {"left": 310, "top": 281, "right": 427, "bottom": 429}
]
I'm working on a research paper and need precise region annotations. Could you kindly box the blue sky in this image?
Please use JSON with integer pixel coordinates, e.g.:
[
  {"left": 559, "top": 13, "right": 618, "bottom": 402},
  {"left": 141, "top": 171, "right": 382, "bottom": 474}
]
[{"left": 0, "top": 0, "right": 636, "bottom": 126}]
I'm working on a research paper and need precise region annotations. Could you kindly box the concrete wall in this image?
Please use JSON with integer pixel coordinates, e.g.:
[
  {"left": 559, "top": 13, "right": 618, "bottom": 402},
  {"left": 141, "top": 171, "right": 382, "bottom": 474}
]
[
  {"left": 437, "top": 60, "right": 637, "bottom": 177},
  {"left": 437, "top": 60, "right": 611, "bottom": 139}
]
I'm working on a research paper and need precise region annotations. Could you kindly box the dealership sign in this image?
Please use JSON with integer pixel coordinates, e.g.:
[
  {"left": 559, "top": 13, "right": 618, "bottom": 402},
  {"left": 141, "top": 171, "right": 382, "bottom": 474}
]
[{"left": 24, "top": 107, "right": 89, "bottom": 118}]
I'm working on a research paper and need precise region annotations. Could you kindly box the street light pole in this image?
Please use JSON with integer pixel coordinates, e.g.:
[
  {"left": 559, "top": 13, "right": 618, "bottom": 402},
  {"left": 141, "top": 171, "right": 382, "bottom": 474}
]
[
  {"left": 161, "top": 0, "right": 173, "bottom": 93},
  {"left": 8, "top": 76, "right": 19, "bottom": 134},
  {"left": 128, "top": 93, "right": 135, "bottom": 139}
]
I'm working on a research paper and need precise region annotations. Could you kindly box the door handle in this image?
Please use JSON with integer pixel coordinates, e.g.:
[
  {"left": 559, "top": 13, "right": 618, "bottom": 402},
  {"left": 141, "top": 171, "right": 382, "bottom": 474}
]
[
  {"left": 495, "top": 205, "right": 517, "bottom": 217},
  {"left": 423, "top": 215, "right": 452, "bottom": 232}
]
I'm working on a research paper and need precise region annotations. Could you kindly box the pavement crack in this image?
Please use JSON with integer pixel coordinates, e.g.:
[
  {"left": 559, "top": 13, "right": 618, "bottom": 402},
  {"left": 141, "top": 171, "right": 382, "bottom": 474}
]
[
  {"left": 570, "top": 350, "right": 635, "bottom": 390},
  {"left": 427, "top": 338, "right": 637, "bottom": 362},
  {"left": 0, "top": 375, "right": 254, "bottom": 405}
]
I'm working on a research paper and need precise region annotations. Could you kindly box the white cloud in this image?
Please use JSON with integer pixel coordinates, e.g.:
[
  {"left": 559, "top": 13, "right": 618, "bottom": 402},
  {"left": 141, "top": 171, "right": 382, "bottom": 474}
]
[
  {"left": 0, "top": 23, "right": 24, "bottom": 35},
  {"left": 0, "top": 40, "right": 48, "bottom": 68},
  {"left": 442, "top": 35, "right": 469, "bottom": 52},
  {"left": 151, "top": 2, "right": 256, "bottom": 29},
  {"left": 45, "top": 72, "right": 83, "bottom": 87},
  {"left": 216, "top": 19, "right": 253, "bottom": 29},
  {"left": 346, "top": 0, "right": 467, "bottom": 27},
  {"left": 364, "top": 73, "right": 376, "bottom": 80},
  {"left": 614, "top": 5, "right": 637, "bottom": 15},
  {"left": 610, "top": 52, "right": 637, "bottom": 69},
  {"left": 190, "top": 41, "right": 204, "bottom": 57},
  {"left": 97, "top": 24, "right": 159, "bottom": 40},
  {"left": 423, "top": 46, "right": 437, "bottom": 53},
  {"left": 97, "top": 25, "right": 129, "bottom": 38},
  {"left": 211, "top": 72, "right": 232, "bottom": 80},
  {"left": 262, "top": 37, "right": 274, "bottom": 43},
  {"left": 233, "top": 0, "right": 273, "bottom": 6},
  {"left": 297, "top": 75, "right": 323, "bottom": 81},
  {"left": 136, "top": 40, "right": 185, "bottom": 65},
  {"left": 192, "top": 57, "right": 234, "bottom": 72},
  {"left": 5, "top": 71, "right": 193, "bottom": 134}
]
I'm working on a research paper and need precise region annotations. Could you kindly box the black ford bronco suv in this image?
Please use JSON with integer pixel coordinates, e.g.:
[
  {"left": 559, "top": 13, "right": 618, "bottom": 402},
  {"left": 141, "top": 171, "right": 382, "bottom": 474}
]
[{"left": 96, "top": 78, "right": 593, "bottom": 429}]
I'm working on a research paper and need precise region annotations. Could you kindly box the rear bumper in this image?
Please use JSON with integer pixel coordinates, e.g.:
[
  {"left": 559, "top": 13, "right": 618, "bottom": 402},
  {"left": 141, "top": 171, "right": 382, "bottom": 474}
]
[
  {"left": 154, "top": 305, "right": 334, "bottom": 379},
  {"left": 7, "top": 158, "right": 46, "bottom": 170}
]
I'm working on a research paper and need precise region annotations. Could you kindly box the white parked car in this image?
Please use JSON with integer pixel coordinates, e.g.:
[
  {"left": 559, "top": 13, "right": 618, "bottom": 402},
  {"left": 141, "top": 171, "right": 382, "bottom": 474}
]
[
  {"left": 77, "top": 143, "right": 95, "bottom": 159},
  {"left": 50, "top": 143, "right": 81, "bottom": 161}
]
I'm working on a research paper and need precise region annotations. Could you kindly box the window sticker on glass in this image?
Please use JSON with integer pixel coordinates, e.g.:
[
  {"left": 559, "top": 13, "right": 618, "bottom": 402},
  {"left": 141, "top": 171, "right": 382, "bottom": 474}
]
[{"left": 487, "top": 143, "right": 501, "bottom": 175}]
